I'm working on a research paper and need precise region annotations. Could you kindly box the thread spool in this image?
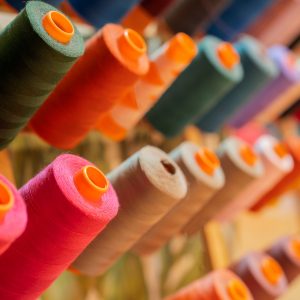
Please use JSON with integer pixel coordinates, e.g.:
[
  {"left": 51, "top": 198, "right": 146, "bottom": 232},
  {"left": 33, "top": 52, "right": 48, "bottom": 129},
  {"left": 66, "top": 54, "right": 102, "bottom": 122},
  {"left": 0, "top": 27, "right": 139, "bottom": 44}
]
[
  {"left": 231, "top": 252, "right": 288, "bottom": 300},
  {"left": 5, "top": 0, "right": 64, "bottom": 10},
  {"left": 164, "top": 0, "right": 230, "bottom": 36},
  {"left": 182, "top": 137, "right": 263, "bottom": 235},
  {"left": 267, "top": 236, "right": 300, "bottom": 283},
  {"left": 207, "top": 0, "right": 274, "bottom": 40},
  {"left": 72, "top": 146, "right": 188, "bottom": 275},
  {"left": 0, "top": 154, "right": 118, "bottom": 299},
  {"left": 132, "top": 142, "right": 225, "bottom": 255},
  {"left": 196, "top": 36, "right": 278, "bottom": 133},
  {"left": 165, "top": 269, "right": 253, "bottom": 300},
  {"left": 0, "top": 1, "right": 84, "bottom": 149},
  {"left": 30, "top": 24, "right": 149, "bottom": 149},
  {"left": 68, "top": 0, "right": 139, "bottom": 29},
  {"left": 146, "top": 36, "right": 243, "bottom": 137},
  {"left": 230, "top": 46, "right": 300, "bottom": 128},
  {"left": 251, "top": 136, "right": 300, "bottom": 211},
  {"left": 0, "top": 174, "right": 27, "bottom": 255},
  {"left": 216, "top": 135, "right": 294, "bottom": 222},
  {"left": 95, "top": 33, "right": 198, "bottom": 141}
]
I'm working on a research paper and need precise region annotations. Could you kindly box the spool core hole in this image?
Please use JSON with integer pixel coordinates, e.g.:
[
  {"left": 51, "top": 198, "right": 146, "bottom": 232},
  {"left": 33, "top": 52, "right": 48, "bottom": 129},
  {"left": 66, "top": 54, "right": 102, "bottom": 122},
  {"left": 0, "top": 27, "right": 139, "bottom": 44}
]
[
  {"left": 195, "top": 148, "right": 220, "bottom": 175},
  {"left": 125, "top": 29, "right": 146, "bottom": 54},
  {"left": 160, "top": 159, "right": 176, "bottom": 175},
  {"left": 261, "top": 257, "right": 283, "bottom": 285},
  {"left": 290, "top": 238, "right": 300, "bottom": 260},
  {"left": 239, "top": 144, "right": 257, "bottom": 166},
  {"left": 217, "top": 42, "right": 240, "bottom": 69},
  {"left": 227, "top": 279, "right": 248, "bottom": 300}
]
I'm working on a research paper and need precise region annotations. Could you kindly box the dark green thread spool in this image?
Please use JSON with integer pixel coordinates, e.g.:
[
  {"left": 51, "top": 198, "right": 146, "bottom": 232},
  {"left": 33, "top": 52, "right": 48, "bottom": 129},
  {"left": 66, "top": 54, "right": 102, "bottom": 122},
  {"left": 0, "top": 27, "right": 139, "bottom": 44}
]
[
  {"left": 0, "top": 1, "right": 84, "bottom": 149},
  {"left": 196, "top": 36, "right": 279, "bottom": 132},
  {"left": 146, "top": 36, "right": 243, "bottom": 138}
]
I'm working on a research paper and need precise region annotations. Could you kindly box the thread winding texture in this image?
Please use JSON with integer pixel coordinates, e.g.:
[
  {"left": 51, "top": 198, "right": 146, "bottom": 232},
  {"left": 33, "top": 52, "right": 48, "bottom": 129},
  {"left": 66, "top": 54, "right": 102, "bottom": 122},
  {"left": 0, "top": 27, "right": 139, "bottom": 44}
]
[
  {"left": 147, "top": 36, "right": 243, "bottom": 137},
  {"left": 132, "top": 142, "right": 225, "bottom": 255},
  {"left": 72, "top": 146, "right": 188, "bottom": 275},
  {"left": 0, "top": 154, "right": 119, "bottom": 299},
  {"left": 231, "top": 252, "right": 288, "bottom": 300},
  {"left": 182, "top": 137, "right": 263, "bottom": 235},
  {"left": 165, "top": 269, "right": 253, "bottom": 300},
  {"left": 30, "top": 23, "right": 149, "bottom": 149},
  {"left": 0, "top": 174, "right": 27, "bottom": 255},
  {"left": 95, "top": 33, "right": 198, "bottom": 141},
  {"left": 0, "top": 1, "right": 84, "bottom": 149},
  {"left": 196, "top": 36, "right": 278, "bottom": 132}
]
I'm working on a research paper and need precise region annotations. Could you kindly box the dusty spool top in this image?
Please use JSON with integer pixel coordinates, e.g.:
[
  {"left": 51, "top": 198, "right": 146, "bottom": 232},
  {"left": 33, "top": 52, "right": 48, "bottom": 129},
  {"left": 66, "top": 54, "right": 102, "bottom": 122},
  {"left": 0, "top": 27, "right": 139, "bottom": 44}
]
[{"left": 0, "top": 179, "right": 14, "bottom": 221}]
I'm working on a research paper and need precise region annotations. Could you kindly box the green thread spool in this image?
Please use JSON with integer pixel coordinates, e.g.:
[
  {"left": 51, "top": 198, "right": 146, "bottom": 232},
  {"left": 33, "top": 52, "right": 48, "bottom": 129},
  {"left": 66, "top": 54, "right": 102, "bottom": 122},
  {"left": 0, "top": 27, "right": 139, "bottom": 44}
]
[
  {"left": 146, "top": 36, "right": 243, "bottom": 137},
  {"left": 196, "top": 36, "right": 279, "bottom": 132},
  {"left": 0, "top": 1, "right": 84, "bottom": 149}
]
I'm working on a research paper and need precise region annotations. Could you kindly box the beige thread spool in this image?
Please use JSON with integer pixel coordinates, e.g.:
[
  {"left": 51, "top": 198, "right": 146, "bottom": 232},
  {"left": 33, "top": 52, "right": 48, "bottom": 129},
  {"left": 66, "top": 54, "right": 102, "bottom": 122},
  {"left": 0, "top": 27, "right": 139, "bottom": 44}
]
[
  {"left": 71, "top": 146, "right": 188, "bottom": 275},
  {"left": 216, "top": 135, "right": 294, "bottom": 222},
  {"left": 132, "top": 141, "right": 225, "bottom": 255},
  {"left": 182, "top": 137, "right": 264, "bottom": 235}
]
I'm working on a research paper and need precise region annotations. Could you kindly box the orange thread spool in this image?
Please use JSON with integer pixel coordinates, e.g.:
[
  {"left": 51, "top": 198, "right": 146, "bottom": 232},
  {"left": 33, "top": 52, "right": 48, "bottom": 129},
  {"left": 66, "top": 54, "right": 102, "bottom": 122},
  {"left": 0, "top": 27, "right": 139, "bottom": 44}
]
[
  {"left": 30, "top": 24, "right": 149, "bottom": 149},
  {"left": 95, "top": 32, "right": 197, "bottom": 141}
]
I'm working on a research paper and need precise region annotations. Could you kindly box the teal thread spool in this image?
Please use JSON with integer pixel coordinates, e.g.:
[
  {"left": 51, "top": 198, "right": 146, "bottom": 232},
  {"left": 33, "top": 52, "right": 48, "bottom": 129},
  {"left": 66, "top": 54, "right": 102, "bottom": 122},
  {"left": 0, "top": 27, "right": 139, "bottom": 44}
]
[
  {"left": 0, "top": 1, "right": 84, "bottom": 149},
  {"left": 196, "top": 36, "right": 279, "bottom": 132},
  {"left": 146, "top": 36, "right": 243, "bottom": 137}
]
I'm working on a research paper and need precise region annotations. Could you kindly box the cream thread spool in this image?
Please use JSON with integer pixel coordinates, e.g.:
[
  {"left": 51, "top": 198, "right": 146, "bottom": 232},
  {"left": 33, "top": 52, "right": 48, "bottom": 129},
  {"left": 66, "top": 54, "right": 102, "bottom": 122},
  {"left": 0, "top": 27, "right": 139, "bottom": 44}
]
[{"left": 71, "top": 146, "right": 188, "bottom": 275}]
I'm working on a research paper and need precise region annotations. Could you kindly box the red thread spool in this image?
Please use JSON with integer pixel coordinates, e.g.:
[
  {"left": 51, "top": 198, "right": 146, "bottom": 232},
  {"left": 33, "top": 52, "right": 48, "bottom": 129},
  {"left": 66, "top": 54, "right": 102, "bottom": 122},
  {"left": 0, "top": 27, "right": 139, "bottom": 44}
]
[
  {"left": 165, "top": 269, "right": 253, "bottom": 300},
  {"left": 0, "top": 174, "right": 27, "bottom": 255},
  {"left": 231, "top": 252, "right": 288, "bottom": 300},
  {"left": 0, "top": 154, "right": 118, "bottom": 299},
  {"left": 30, "top": 24, "right": 149, "bottom": 149}
]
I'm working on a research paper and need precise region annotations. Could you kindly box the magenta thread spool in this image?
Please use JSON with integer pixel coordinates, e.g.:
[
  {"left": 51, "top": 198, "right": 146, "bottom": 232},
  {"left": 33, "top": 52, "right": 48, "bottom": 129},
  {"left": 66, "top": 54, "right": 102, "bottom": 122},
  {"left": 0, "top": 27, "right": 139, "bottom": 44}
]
[
  {"left": 267, "top": 236, "right": 300, "bottom": 283},
  {"left": 0, "top": 174, "right": 27, "bottom": 255},
  {"left": 0, "top": 154, "right": 119, "bottom": 299},
  {"left": 231, "top": 252, "right": 288, "bottom": 300}
]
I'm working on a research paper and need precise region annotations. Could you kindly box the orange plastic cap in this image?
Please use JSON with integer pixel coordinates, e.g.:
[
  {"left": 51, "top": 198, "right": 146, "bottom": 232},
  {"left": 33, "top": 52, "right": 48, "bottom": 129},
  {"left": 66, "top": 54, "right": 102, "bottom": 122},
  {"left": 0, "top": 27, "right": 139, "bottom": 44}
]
[
  {"left": 195, "top": 148, "right": 220, "bottom": 176},
  {"left": 118, "top": 28, "right": 147, "bottom": 61},
  {"left": 227, "top": 279, "right": 249, "bottom": 300},
  {"left": 261, "top": 257, "right": 283, "bottom": 285},
  {"left": 43, "top": 11, "right": 74, "bottom": 44},
  {"left": 273, "top": 143, "right": 288, "bottom": 159},
  {"left": 239, "top": 144, "right": 257, "bottom": 166},
  {"left": 0, "top": 179, "right": 14, "bottom": 221},
  {"left": 167, "top": 32, "right": 198, "bottom": 63},
  {"left": 74, "top": 166, "right": 109, "bottom": 202},
  {"left": 290, "top": 238, "right": 300, "bottom": 260},
  {"left": 217, "top": 42, "right": 240, "bottom": 69}
]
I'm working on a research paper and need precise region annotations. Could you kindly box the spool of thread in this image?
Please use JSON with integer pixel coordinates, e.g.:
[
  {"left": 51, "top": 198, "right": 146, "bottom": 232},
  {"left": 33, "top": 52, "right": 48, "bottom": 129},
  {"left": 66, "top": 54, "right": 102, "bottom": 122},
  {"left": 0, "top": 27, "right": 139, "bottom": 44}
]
[
  {"left": 30, "top": 24, "right": 149, "bottom": 149},
  {"left": 196, "top": 36, "right": 278, "bottom": 133},
  {"left": 68, "top": 0, "right": 139, "bottom": 28},
  {"left": 216, "top": 135, "right": 294, "bottom": 222},
  {"left": 251, "top": 136, "right": 300, "bottom": 211},
  {"left": 146, "top": 36, "right": 243, "bottom": 137},
  {"left": 132, "top": 142, "right": 225, "bottom": 255},
  {"left": 182, "top": 137, "right": 263, "bottom": 235},
  {"left": 4, "top": 0, "right": 64, "bottom": 10},
  {"left": 164, "top": 0, "right": 230, "bottom": 36},
  {"left": 165, "top": 269, "right": 254, "bottom": 300},
  {"left": 231, "top": 252, "right": 288, "bottom": 300},
  {"left": 95, "top": 33, "right": 198, "bottom": 141},
  {"left": 267, "top": 236, "right": 300, "bottom": 283},
  {"left": 0, "top": 174, "right": 27, "bottom": 255},
  {"left": 206, "top": 0, "right": 274, "bottom": 40},
  {"left": 0, "top": 1, "right": 84, "bottom": 149},
  {"left": 0, "top": 154, "right": 119, "bottom": 299},
  {"left": 72, "top": 146, "right": 188, "bottom": 276},
  {"left": 230, "top": 46, "right": 300, "bottom": 128}
]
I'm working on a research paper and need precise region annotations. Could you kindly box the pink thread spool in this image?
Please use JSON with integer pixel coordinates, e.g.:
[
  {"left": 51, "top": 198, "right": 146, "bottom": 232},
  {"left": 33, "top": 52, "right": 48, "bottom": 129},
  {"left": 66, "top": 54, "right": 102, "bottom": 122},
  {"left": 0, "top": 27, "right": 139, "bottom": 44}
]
[
  {"left": 267, "top": 236, "right": 300, "bottom": 283},
  {"left": 0, "top": 154, "right": 119, "bottom": 299},
  {"left": 231, "top": 252, "right": 288, "bottom": 300},
  {"left": 0, "top": 174, "right": 27, "bottom": 255}
]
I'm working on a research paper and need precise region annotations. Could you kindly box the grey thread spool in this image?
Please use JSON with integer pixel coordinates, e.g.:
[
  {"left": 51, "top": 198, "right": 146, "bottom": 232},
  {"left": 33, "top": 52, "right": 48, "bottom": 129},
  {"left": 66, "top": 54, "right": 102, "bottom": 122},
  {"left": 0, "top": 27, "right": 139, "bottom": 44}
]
[
  {"left": 132, "top": 141, "right": 225, "bottom": 255},
  {"left": 182, "top": 137, "right": 264, "bottom": 235},
  {"left": 71, "top": 146, "right": 188, "bottom": 275}
]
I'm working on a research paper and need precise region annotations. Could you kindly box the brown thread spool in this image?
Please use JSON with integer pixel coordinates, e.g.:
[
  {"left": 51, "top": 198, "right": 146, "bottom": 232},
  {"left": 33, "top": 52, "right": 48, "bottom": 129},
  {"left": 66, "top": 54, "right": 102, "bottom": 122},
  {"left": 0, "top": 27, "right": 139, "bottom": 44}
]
[
  {"left": 216, "top": 135, "right": 294, "bottom": 222},
  {"left": 71, "top": 146, "right": 188, "bottom": 275},
  {"left": 132, "top": 141, "right": 225, "bottom": 255},
  {"left": 182, "top": 137, "right": 264, "bottom": 235}
]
